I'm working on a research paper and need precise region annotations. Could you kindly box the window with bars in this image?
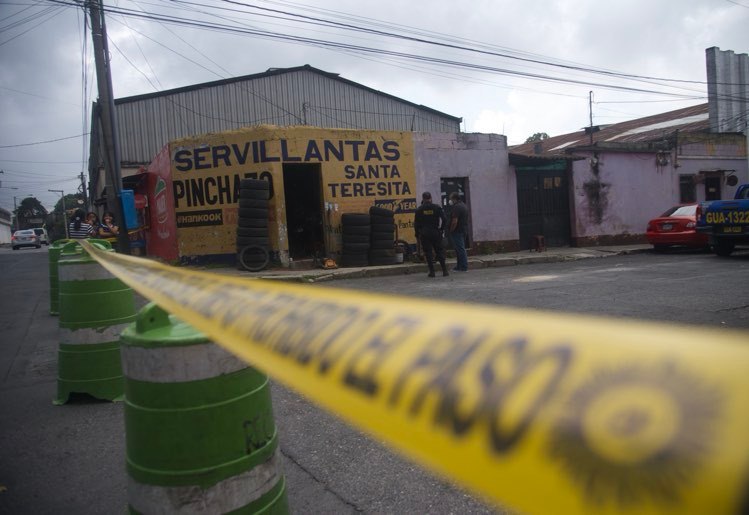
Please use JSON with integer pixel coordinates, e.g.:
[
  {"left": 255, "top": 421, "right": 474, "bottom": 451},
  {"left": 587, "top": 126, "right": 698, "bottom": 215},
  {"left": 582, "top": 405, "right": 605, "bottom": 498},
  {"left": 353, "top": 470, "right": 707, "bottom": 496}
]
[{"left": 679, "top": 175, "right": 696, "bottom": 203}]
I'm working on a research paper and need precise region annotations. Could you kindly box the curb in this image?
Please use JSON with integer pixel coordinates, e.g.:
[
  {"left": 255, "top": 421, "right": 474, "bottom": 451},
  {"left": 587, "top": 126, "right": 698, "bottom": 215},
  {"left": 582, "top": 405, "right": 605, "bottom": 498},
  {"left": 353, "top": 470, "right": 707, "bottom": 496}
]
[{"left": 252, "top": 246, "right": 652, "bottom": 283}]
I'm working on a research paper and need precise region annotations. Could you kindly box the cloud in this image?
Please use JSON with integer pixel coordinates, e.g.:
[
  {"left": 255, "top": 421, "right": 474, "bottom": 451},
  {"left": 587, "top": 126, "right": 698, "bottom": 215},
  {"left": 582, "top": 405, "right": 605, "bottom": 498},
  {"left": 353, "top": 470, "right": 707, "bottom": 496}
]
[{"left": 0, "top": 0, "right": 746, "bottom": 209}]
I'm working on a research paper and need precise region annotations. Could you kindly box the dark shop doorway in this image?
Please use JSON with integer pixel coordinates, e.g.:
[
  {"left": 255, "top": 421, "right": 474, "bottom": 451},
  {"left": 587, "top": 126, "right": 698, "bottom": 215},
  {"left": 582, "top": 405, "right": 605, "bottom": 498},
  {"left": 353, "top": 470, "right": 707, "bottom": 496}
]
[
  {"left": 516, "top": 167, "right": 571, "bottom": 249},
  {"left": 282, "top": 163, "right": 325, "bottom": 260},
  {"left": 440, "top": 177, "right": 472, "bottom": 248}
]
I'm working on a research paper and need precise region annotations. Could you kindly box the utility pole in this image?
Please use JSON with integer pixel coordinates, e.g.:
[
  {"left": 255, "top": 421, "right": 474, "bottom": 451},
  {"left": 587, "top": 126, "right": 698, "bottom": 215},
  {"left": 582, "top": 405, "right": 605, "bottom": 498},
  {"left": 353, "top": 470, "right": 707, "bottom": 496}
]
[
  {"left": 79, "top": 171, "right": 88, "bottom": 209},
  {"left": 589, "top": 91, "right": 594, "bottom": 146},
  {"left": 12, "top": 196, "right": 22, "bottom": 230},
  {"left": 88, "top": 0, "right": 130, "bottom": 254}
]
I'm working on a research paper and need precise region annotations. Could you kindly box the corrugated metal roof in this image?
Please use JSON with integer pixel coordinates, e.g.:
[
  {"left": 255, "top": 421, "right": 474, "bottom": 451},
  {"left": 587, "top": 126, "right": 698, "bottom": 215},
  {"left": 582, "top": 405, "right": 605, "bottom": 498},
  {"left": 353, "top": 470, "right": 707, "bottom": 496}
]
[
  {"left": 510, "top": 103, "right": 710, "bottom": 157},
  {"left": 111, "top": 65, "right": 462, "bottom": 164}
]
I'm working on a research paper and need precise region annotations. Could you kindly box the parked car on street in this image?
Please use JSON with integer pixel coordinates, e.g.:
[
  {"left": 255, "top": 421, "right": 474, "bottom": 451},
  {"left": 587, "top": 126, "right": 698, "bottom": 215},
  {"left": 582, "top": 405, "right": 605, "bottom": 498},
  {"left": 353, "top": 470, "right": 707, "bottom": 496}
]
[
  {"left": 696, "top": 183, "right": 749, "bottom": 257},
  {"left": 32, "top": 227, "right": 49, "bottom": 245},
  {"left": 646, "top": 203, "right": 709, "bottom": 251},
  {"left": 11, "top": 229, "right": 41, "bottom": 250}
]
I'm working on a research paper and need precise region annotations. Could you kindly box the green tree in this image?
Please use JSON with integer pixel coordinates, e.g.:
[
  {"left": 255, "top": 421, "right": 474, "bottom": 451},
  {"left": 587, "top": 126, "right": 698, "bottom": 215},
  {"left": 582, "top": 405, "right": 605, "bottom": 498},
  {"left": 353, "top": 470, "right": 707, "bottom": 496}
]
[
  {"left": 525, "top": 132, "right": 550, "bottom": 143},
  {"left": 15, "top": 197, "right": 47, "bottom": 229}
]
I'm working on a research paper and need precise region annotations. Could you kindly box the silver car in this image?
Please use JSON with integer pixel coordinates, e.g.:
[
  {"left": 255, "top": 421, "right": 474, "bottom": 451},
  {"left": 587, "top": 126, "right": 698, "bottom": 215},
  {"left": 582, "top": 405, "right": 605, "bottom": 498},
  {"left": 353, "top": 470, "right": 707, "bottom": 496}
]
[{"left": 12, "top": 229, "right": 41, "bottom": 250}]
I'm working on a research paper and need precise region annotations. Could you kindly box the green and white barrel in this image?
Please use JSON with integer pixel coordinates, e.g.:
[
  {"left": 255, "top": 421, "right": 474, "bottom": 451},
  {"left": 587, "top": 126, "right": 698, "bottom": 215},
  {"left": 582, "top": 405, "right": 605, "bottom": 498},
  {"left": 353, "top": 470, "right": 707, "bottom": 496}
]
[
  {"left": 48, "top": 239, "right": 71, "bottom": 315},
  {"left": 121, "top": 303, "right": 288, "bottom": 514},
  {"left": 55, "top": 240, "right": 135, "bottom": 404}
]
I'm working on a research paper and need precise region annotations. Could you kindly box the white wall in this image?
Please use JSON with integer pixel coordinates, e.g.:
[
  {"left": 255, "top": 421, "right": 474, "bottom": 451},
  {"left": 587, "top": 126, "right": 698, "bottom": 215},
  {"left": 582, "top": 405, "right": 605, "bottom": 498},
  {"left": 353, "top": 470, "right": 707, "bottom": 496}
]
[{"left": 413, "top": 132, "right": 517, "bottom": 243}]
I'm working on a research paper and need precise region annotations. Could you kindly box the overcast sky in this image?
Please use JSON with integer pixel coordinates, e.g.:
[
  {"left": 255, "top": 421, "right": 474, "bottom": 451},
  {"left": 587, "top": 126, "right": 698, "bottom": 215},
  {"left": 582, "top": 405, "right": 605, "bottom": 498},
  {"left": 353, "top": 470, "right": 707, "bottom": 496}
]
[{"left": 1, "top": 0, "right": 747, "bottom": 211}]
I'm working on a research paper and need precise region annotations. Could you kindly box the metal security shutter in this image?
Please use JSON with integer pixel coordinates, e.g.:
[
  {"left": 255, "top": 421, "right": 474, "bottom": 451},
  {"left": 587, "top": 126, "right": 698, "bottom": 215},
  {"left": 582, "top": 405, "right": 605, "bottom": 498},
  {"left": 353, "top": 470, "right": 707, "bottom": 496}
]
[{"left": 516, "top": 165, "right": 571, "bottom": 249}]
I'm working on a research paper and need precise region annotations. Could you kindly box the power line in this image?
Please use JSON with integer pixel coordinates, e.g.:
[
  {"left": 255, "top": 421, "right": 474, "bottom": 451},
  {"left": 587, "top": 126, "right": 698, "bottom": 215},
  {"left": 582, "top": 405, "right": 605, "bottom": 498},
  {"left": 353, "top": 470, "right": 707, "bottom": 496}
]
[
  {"left": 0, "top": 5, "right": 64, "bottom": 47},
  {"left": 45, "top": 0, "right": 748, "bottom": 103},
  {"left": 0, "top": 132, "right": 91, "bottom": 149}
]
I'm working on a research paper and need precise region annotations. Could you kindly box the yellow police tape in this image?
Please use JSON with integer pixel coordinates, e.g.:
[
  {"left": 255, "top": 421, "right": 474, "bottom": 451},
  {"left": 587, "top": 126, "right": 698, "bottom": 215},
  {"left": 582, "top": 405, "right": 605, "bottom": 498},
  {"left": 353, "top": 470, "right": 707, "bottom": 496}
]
[{"left": 79, "top": 241, "right": 749, "bottom": 514}]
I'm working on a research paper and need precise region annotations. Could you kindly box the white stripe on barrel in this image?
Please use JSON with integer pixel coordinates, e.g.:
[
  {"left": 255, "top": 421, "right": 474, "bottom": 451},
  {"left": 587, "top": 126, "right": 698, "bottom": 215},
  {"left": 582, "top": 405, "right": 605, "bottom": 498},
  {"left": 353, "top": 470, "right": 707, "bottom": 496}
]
[
  {"left": 59, "top": 322, "right": 132, "bottom": 345},
  {"left": 121, "top": 343, "right": 248, "bottom": 383},
  {"left": 128, "top": 448, "right": 282, "bottom": 514},
  {"left": 59, "top": 263, "right": 115, "bottom": 282}
]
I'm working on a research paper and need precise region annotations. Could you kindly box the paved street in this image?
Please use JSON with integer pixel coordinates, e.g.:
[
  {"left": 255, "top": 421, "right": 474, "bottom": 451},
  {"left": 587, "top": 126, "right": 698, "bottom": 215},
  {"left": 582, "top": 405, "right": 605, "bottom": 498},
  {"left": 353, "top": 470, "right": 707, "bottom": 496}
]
[
  {"left": 0, "top": 245, "right": 747, "bottom": 514},
  {"left": 333, "top": 248, "right": 749, "bottom": 329}
]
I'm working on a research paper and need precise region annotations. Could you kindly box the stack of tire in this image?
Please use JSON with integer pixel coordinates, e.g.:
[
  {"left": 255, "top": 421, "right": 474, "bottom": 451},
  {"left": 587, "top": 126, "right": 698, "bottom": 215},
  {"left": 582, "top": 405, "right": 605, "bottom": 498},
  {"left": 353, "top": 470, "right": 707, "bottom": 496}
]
[
  {"left": 340, "top": 213, "right": 370, "bottom": 267},
  {"left": 368, "top": 206, "right": 397, "bottom": 266},
  {"left": 237, "top": 179, "right": 270, "bottom": 272}
]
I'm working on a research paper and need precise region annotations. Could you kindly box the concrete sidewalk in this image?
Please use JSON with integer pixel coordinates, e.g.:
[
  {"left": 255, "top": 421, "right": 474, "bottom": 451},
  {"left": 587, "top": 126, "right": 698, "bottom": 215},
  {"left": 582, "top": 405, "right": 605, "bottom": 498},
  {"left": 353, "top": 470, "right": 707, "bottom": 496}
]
[{"left": 216, "top": 244, "right": 653, "bottom": 283}]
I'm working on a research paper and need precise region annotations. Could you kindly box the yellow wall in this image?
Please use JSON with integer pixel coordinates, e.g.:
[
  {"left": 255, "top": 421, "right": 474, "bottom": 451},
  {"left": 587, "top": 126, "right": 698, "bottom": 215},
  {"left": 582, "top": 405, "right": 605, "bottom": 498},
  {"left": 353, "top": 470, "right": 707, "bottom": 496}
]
[{"left": 169, "top": 126, "right": 416, "bottom": 260}]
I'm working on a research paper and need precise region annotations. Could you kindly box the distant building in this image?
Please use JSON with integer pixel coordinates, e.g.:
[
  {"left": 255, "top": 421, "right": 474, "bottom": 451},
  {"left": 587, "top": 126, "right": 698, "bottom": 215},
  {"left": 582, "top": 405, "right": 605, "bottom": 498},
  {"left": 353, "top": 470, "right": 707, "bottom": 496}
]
[
  {"left": 510, "top": 102, "right": 748, "bottom": 246},
  {"left": 0, "top": 207, "right": 11, "bottom": 244}
]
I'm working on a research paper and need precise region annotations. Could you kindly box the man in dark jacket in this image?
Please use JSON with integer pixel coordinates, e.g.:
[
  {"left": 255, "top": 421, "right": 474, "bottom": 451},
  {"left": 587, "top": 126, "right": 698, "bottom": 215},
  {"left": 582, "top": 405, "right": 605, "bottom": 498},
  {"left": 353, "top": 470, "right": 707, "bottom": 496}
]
[
  {"left": 448, "top": 192, "right": 469, "bottom": 272},
  {"left": 414, "top": 192, "right": 449, "bottom": 277}
]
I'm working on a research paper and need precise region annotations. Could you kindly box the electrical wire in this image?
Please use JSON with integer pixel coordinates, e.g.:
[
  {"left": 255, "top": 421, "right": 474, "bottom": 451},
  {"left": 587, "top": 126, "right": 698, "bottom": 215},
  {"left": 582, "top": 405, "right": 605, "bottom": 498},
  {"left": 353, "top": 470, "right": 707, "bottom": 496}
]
[
  {"left": 0, "top": 132, "right": 91, "bottom": 149},
  {"left": 43, "top": 0, "right": 746, "bottom": 102},
  {"left": 0, "top": 5, "right": 64, "bottom": 46}
]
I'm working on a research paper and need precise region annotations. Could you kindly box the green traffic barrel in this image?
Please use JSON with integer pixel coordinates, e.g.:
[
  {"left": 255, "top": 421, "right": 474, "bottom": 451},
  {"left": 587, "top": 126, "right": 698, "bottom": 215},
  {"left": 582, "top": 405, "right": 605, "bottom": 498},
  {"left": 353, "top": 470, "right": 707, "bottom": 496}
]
[
  {"left": 55, "top": 240, "right": 135, "bottom": 404},
  {"left": 120, "top": 303, "right": 288, "bottom": 514},
  {"left": 48, "top": 239, "right": 71, "bottom": 315}
]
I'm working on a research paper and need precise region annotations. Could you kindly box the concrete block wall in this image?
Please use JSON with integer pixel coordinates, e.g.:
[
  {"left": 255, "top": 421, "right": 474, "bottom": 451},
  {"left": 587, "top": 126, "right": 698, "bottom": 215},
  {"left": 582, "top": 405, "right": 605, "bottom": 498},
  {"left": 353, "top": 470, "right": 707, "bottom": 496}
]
[{"left": 413, "top": 132, "right": 518, "bottom": 246}]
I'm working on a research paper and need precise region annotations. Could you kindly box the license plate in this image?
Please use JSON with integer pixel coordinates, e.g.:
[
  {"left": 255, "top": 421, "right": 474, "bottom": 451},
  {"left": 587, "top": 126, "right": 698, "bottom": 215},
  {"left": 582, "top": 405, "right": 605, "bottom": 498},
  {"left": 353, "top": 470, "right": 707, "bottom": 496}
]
[
  {"left": 722, "top": 226, "right": 742, "bottom": 233},
  {"left": 661, "top": 223, "right": 672, "bottom": 231}
]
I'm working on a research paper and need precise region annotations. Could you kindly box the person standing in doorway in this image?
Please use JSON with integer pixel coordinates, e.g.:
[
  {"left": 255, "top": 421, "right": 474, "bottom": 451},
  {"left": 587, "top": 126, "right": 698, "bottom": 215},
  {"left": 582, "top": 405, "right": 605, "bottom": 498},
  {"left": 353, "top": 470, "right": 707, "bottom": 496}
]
[
  {"left": 414, "top": 192, "right": 449, "bottom": 278},
  {"left": 448, "top": 192, "right": 469, "bottom": 272}
]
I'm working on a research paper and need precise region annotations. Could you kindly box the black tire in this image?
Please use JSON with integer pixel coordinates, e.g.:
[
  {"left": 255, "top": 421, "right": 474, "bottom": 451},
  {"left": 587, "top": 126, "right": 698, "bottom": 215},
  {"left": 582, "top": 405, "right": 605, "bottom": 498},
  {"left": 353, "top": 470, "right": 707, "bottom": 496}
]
[
  {"left": 237, "top": 237, "right": 270, "bottom": 247},
  {"left": 238, "top": 245, "right": 270, "bottom": 272},
  {"left": 341, "top": 256, "right": 369, "bottom": 267},
  {"left": 369, "top": 240, "right": 394, "bottom": 250},
  {"left": 369, "top": 257, "right": 397, "bottom": 266},
  {"left": 370, "top": 231, "right": 394, "bottom": 241},
  {"left": 240, "top": 178, "right": 270, "bottom": 190},
  {"left": 714, "top": 240, "right": 735, "bottom": 257},
  {"left": 237, "top": 218, "right": 268, "bottom": 228},
  {"left": 342, "top": 225, "right": 370, "bottom": 236},
  {"left": 343, "top": 242, "right": 370, "bottom": 252},
  {"left": 236, "top": 226, "right": 268, "bottom": 237},
  {"left": 653, "top": 244, "right": 669, "bottom": 253},
  {"left": 342, "top": 234, "right": 370, "bottom": 244},
  {"left": 370, "top": 223, "right": 395, "bottom": 232},
  {"left": 238, "top": 199, "right": 268, "bottom": 209},
  {"left": 238, "top": 207, "right": 268, "bottom": 219},
  {"left": 12, "top": 247, "right": 18, "bottom": 250},
  {"left": 369, "top": 206, "right": 394, "bottom": 217},
  {"left": 341, "top": 213, "right": 371, "bottom": 226},
  {"left": 239, "top": 189, "right": 270, "bottom": 200},
  {"left": 369, "top": 249, "right": 396, "bottom": 258},
  {"left": 370, "top": 214, "right": 395, "bottom": 225}
]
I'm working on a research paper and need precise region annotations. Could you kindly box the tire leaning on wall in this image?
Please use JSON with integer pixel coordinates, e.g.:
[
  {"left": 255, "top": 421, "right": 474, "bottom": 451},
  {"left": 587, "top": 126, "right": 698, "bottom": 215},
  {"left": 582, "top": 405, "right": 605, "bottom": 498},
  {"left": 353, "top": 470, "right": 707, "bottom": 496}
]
[{"left": 121, "top": 303, "right": 288, "bottom": 514}]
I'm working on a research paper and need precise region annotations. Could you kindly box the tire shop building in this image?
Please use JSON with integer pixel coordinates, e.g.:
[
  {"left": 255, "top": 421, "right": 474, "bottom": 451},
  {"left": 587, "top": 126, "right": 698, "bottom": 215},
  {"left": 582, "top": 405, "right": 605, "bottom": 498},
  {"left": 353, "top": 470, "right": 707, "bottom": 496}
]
[
  {"left": 90, "top": 65, "right": 516, "bottom": 266},
  {"left": 143, "top": 125, "right": 511, "bottom": 265}
]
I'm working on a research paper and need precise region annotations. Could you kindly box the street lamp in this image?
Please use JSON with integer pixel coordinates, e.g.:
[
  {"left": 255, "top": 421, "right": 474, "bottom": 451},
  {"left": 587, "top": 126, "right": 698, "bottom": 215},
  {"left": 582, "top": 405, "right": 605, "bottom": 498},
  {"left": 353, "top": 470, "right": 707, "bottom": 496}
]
[{"left": 49, "top": 190, "right": 68, "bottom": 239}]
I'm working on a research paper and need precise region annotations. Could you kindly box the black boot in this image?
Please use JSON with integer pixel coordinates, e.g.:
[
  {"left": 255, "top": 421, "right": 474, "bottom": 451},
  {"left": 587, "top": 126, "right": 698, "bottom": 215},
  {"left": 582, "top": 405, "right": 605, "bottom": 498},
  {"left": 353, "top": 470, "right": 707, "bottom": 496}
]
[
  {"left": 427, "top": 263, "right": 435, "bottom": 277},
  {"left": 440, "top": 261, "right": 449, "bottom": 277}
]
